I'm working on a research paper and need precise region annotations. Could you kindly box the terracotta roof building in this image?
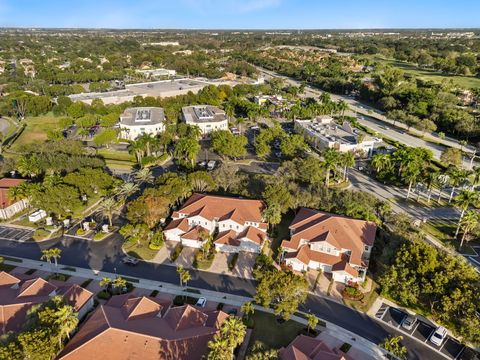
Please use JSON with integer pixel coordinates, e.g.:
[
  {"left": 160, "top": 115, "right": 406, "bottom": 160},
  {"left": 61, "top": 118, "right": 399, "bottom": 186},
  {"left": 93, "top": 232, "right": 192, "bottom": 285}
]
[
  {"left": 0, "top": 178, "right": 29, "bottom": 220},
  {"left": 58, "top": 294, "right": 229, "bottom": 360},
  {"left": 279, "top": 335, "right": 354, "bottom": 360},
  {"left": 281, "top": 208, "right": 376, "bottom": 283},
  {"left": 0, "top": 272, "right": 94, "bottom": 334},
  {"left": 164, "top": 193, "right": 268, "bottom": 254}
]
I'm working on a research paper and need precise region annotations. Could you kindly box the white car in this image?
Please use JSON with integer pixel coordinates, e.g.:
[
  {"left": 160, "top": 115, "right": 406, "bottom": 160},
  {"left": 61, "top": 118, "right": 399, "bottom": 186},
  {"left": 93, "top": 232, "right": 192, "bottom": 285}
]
[
  {"left": 430, "top": 326, "right": 447, "bottom": 346},
  {"left": 196, "top": 297, "right": 207, "bottom": 308},
  {"left": 207, "top": 161, "right": 216, "bottom": 171}
]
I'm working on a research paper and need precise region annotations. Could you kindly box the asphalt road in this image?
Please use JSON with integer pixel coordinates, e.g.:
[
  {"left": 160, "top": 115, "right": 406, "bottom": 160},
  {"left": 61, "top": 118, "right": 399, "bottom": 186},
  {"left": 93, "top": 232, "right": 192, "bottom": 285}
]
[{"left": 0, "top": 235, "right": 449, "bottom": 360}]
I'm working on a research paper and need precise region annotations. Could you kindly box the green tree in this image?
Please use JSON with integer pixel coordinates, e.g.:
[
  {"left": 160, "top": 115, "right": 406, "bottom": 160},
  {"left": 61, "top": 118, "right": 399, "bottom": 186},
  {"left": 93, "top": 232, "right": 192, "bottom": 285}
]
[
  {"left": 306, "top": 313, "right": 319, "bottom": 334},
  {"left": 98, "top": 197, "right": 117, "bottom": 228},
  {"left": 174, "top": 137, "right": 200, "bottom": 169},
  {"left": 93, "top": 128, "right": 118, "bottom": 148},
  {"left": 322, "top": 148, "right": 341, "bottom": 187},
  {"left": 440, "top": 148, "right": 462, "bottom": 168},
  {"left": 176, "top": 265, "right": 191, "bottom": 287},
  {"left": 241, "top": 301, "right": 255, "bottom": 321},
  {"left": 454, "top": 190, "right": 479, "bottom": 238},
  {"left": 459, "top": 210, "right": 479, "bottom": 248},
  {"left": 340, "top": 151, "right": 355, "bottom": 182},
  {"left": 380, "top": 335, "right": 407, "bottom": 360},
  {"left": 211, "top": 130, "right": 247, "bottom": 160}
]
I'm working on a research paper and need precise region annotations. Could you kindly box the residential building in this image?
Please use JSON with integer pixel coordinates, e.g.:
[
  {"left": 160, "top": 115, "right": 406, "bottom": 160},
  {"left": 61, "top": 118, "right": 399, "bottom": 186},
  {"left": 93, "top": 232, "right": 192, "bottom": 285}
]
[
  {"left": 294, "top": 116, "right": 379, "bottom": 156},
  {"left": 164, "top": 193, "right": 268, "bottom": 253},
  {"left": 281, "top": 208, "right": 377, "bottom": 283},
  {"left": 0, "top": 178, "right": 29, "bottom": 220},
  {"left": 58, "top": 294, "right": 229, "bottom": 360},
  {"left": 0, "top": 272, "right": 94, "bottom": 334},
  {"left": 253, "top": 94, "right": 284, "bottom": 106},
  {"left": 181, "top": 105, "right": 229, "bottom": 135},
  {"left": 118, "top": 107, "right": 165, "bottom": 141},
  {"left": 279, "top": 335, "right": 353, "bottom": 360}
]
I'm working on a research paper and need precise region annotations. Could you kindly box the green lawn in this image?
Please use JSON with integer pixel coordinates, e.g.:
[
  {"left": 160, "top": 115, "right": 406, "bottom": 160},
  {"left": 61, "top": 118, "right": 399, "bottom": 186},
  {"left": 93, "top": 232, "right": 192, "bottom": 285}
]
[
  {"left": 343, "top": 280, "right": 380, "bottom": 313},
  {"left": 421, "top": 220, "right": 477, "bottom": 256},
  {"left": 123, "top": 240, "right": 159, "bottom": 261},
  {"left": 247, "top": 311, "right": 304, "bottom": 351},
  {"left": 97, "top": 148, "right": 135, "bottom": 162},
  {"left": 368, "top": 56, "right": 480, "bottom": 89},
  {"left": 12, "top": 113, "right": 60, "bottom": 149}
]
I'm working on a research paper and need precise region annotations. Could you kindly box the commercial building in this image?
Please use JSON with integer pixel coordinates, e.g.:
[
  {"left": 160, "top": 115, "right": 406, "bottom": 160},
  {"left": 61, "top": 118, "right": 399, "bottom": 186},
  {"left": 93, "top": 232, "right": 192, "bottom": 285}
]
[
  {"left": 58, "top": 294, "right": 228, "bottom": 360},
  {"left": 136, "top": 68, "right": 176, "bottom": 78},
  {"left": 164, "top": 193, "right": 268, "bottom": 253},
  {"left": 0, "top": 272, "right": 94, "bottom": 334},
  {"left": 294, "top": 116, "right": 378, "bottom": 156},
  {"left": 281, "top": 208, "right": 376, "bottom": 283},
  {"left": 181, "top": 105, "right": 229, "bottom": 135},
  {"left": 118, "top": 107, "right": 165, "bottom": 141},
  {"left": 0, "top": 178, "right": 29, "bottom": 220}
]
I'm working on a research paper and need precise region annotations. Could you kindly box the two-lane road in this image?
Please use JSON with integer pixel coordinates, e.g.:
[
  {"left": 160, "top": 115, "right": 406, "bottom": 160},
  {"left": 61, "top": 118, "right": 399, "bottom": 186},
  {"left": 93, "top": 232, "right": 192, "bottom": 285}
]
[{"left": 0, "top": 235, "right": 451, "bottom": 360}]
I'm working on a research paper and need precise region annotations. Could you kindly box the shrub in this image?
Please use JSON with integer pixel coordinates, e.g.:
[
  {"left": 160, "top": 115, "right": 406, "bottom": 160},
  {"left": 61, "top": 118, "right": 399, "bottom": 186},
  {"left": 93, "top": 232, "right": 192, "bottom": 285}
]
[
  {"left": 170, "top": 244, "right": 184, "bottom": 262},
  {"left": 81, "top": 279, "right": 93, "bottom": 288},
  {"left": 93, "top": 232, "right": 106, "bottom": 241},
  {"left": 228, "top": 253, "right": 239, "bottom": 271},
  {"left": 342, "top": 284, "right": 364, "bottom": 301},
  {"left": 47, "top": 273, "right": 69, "bottom": 281},
  {"left": 32, "top": 228, "right": 50, "bottom": 241},
  {"left": 149, "top": 231, "right": 164, "bottom": 250},
  {"left": 97, "top": 290, "right": 112, "bottom": 300},
  {"left": 76, "top": 228, "right": 85, "bottom": 236},
  {"left": 150, "top": 290, "right": 159, "bottom": 297}
]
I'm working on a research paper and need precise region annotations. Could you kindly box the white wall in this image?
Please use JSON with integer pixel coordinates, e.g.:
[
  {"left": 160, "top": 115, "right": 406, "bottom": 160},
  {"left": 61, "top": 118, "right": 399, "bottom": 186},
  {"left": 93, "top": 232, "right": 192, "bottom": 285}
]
[
  {"left": 181, "top": 238, "right": 203, "bottom": 248},
  {"left": 164, "top": 229, "right": 183, "bottom": 242},
  {"left": 120, "top": 123, "right": 165, "bottom": 141}
]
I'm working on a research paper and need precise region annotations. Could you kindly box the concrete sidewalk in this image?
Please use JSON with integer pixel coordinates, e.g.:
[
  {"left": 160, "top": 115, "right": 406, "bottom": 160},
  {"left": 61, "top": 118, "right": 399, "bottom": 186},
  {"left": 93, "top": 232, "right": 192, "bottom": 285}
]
[{"left": 2, "top": 255, "right": 388, "bottom": 360}]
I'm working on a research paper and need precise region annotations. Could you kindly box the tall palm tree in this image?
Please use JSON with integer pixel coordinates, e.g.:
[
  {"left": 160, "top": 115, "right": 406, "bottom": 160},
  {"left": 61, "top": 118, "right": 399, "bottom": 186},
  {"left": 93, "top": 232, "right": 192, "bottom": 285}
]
[
  {"left": 423, "top": 171, "right": 439, "bottom": 204},
  {"left": 459, "top": 210, "right": 479, "bottom": 248},
  {"left": 134, "top": 168, "right": 153, "bottom": 185},
  {"left": 50, "top": 248, "right": 62, "bottom": 268},
  {"left": 322, "top": 148, "right": 340, "bottom": 187},
  {"left": 340, "top": 151, "right": 355, "bottom": 182},
  {"left": 337, "top": 100, "right": 349, "bottom": 120},
  {"left": 371, "top": 153, "right": 391, "bottom": 173},
  {"left": 454, "top": 190, "right": 479, "bottom": 238},
  {"left": 470, "top": 166, "right": 480, "bottom": 189},
  {"left": 112, "top": 276, "right": 127, "bottom": 294},
  {"left": 176, "top": 265, "right": 191, "bottom": 287},
  {"left": 307, "top": 313, "right": 319, "bottom": 334},
  {"left": 447, "top": 168, "right": 469, "bottom": 203},
  {"left": 404, "top": 166, "right": 421, "bottom": 200},
  {"left": 207, "top": 336, "right": 231, "bottom": 360},
  {"left": 54, "top": 303, "right": 79, "bottom": 346},
  {"left": 98, "top": 197, "right": 116, "bottom": 227},
  {"left": 219, "top": 316, "right": 247, "bottom": 349},
  {"left": 40, "top": 249, "right": 52, "bottom": 264},
  {"left": 241, "top": 301, "right": 254, "bottom": 321},
  {"left": 116, "top": 182, "right": 139, "bottom": 198},
  {"left": 99, "top": 277, "right": 111, "bottom": 291}
]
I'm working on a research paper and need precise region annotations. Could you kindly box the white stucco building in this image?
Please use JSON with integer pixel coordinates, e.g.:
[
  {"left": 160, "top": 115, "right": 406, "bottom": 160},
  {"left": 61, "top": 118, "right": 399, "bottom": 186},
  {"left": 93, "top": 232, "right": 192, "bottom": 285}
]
[
  {"left": 164, "top": 193, "right": 268, "bottom": 254},
  {"left": 181, "top": 105, "right": 229, "bottom": 135},
  {"left": 118, "top": 107, "right": 165, "bottom": 141},
  {"left": 295, "top": 116, "right": 379, "bottom": 156}
]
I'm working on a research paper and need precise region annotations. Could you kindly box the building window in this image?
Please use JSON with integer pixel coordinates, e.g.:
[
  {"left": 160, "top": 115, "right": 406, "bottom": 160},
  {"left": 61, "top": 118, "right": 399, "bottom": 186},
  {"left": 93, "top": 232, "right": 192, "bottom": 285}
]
[{"left": 364, "top": 245, "right": 369, "bottom": 251}]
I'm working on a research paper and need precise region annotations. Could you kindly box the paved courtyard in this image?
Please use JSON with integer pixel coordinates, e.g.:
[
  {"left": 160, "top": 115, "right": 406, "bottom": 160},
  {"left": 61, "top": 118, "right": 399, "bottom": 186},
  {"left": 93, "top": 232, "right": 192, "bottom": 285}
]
[
  {"left": 152, "top": 241, "right": 177, "bottom": 264},
  {"left": 230, "top": 252, "right": 256, "bottom": 279}
]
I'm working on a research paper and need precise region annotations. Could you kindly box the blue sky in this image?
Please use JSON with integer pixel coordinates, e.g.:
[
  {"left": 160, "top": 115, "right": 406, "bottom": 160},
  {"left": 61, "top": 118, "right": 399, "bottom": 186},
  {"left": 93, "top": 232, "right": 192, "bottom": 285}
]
[{"left": 0, "top": 0, "right": 479, "bottom": 29}]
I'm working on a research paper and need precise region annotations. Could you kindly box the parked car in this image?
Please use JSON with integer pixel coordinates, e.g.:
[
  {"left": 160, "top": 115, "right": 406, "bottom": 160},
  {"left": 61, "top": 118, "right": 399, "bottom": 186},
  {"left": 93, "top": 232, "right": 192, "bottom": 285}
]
[
  {"left": 430, "top": 326, "right": 448, "bottom": 346},
  {"left": 198, "top": 161, "right": 207, "bottom": 168},
  {"left": 401, "top": 315, "right": 417, "bottom": 331},
  {"left": 121, "top": 256, "right": 139, "bottom": 266},
  {"left": 196, "top": 297, "right": 207, "bottom": 308}
]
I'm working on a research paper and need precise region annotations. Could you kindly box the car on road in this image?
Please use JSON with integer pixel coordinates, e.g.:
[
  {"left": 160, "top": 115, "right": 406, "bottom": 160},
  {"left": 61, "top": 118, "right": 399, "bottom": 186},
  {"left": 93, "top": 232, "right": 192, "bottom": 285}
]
[
  {"left": 121, "top": 256, "right": 139, "bottom": 266},
  {"left": 430, "top": 326, "right": 448, "bottom": 346},
  {"left": 196, "top": 297, "right": 207, "bottom": 307},
  {"left": 401, "top": 315, "right": 417, "bottom": 331}
]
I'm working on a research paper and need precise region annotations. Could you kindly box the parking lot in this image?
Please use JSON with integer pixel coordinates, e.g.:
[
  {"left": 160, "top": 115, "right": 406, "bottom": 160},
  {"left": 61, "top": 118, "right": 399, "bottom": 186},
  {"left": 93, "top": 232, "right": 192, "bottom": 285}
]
[
  {"left": 375, "top": 303, "right": 466, "bottom": 359},
  {"left": 0, "top": 226, "right": 33, "bottom": 242}
]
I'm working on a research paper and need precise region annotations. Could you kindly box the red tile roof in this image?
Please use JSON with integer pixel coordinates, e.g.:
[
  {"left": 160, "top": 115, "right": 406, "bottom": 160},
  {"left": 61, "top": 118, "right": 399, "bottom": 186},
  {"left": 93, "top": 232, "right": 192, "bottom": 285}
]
[
  {"left": 238, "top": 226, "right": 266, "bottom": 245},
  {"left": 181, "top": 225, "right": 209, "bottom": 241},
  {"left": 214, "top": 230, "right": 240, "bottom": 246},
  {"left": 282, "top": 208, "right": 376, "bottom": 267},
  {"left": 174, "top": 193, "right": 266, "bottom": 225},
  {"left": 0, "top": 276, "right": 92, "bottom": 334},
  {"left": 279, "top": 335, "right": 353, "bottom": 360},
  {"left": 164, "top": 218, "right": 190, "bottom": 232},
  {"left": 58, "top": 296, "right": 229, "bottom": 360},
  {"left": 0, "top": 178, "right": 25, "bottom": 209}
]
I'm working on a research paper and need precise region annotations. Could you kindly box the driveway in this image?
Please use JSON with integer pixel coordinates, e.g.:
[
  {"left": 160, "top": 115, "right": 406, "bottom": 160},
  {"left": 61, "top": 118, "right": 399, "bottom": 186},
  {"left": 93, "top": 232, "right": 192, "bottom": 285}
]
[
  {"left": 174, "top": 246, "right": 196, "bottom": 268},
  {"left": 152, "top": 241, "right": 178, "bottom": 264},
  {"left": 230, "top": 252, "right": 257, "bottom": 279},
  {"left": 208, "top": 252, "right": 230, "bottom": 274}
]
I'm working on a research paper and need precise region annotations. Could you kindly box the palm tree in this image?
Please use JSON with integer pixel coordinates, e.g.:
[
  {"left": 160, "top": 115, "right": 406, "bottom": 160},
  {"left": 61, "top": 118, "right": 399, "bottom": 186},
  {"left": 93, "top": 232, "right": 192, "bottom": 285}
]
[
  {"left": 40, "top": 249, "right": 52, "bottom": 265},
  {"left": 459, "top": 210, "right": 479, "bottom": 248},
  {"left": 219, "top": 316, "right": 247, "bottom": 349},
  {"left": 176, "top": 265, "right": 191, "bottom": 287},
  {"left": 404, "top": 166, "right": 421, "bottom": 200},
  {"left": 340, "top": 151, "right": 355, "bottom": 182},
  {"left": 50, "top": 248, "right": 62, "bottom": 268},
  {"left": 99, "top": 277, "right": 111, "bottom": 291},
  {"left": 447, "top": 168, "right": 468, "bottom": 203},
  {"left": 322, "top": 148, "right": 340, "bottom": 187},
  {"left": 241, "top": 301, "right": 254, "bottom": 321},
  {"left": 112, "top": 276, "right": 127, "bottom": 294},
  {"left": 470, "top": 166, "right": 480, "bottom": 189},
  {"left": 116, "top": 182, "right": 139, "bottom": 198},
  {"left": 371, "top": 153, "right": 391, "bottom": 173},
  {"left": 454, "top": 190, "right": 479, "bottom": 238},
  {"left": 207, "top": 336, "right": 231, "bottom": 360},
  {"left": 423, "top": 171, "right": 439, "bottom": 204},
  {"left": 54, "top": 303, "right": 79, "bottom": 346},
  {"left": 337, "top": 100, "right": 349, "bottom": 120},
  {"left": 98, "top": 197, "right": 116, "bottom": 227},
  {"left": 134, "top": 168, "right": 154, "bottom": 185}
]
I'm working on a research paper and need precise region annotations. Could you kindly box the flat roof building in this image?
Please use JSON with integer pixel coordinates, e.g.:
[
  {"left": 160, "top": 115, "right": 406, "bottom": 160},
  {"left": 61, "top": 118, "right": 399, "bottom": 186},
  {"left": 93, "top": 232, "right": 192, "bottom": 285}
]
[
  {"left": 181, "top": 105, "right": 228, "bottom": 135},
  {"left": 118, "top": 107, "right": 165, "bottom": 141},
  {"left": 295, "top": 116, "right": 379, "bottom": 156}
]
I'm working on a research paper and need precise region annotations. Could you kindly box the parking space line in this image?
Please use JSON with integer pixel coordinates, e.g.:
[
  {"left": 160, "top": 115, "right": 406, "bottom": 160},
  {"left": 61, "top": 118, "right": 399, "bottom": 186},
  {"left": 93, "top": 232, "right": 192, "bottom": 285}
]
[
  {"left": 439, "top": 340, "right": 447, "bottom": 351},
  {"left": 424, "top": 328, "right": 436, "bottom": 343},
  {"left": 411, "top": 322, "right": 420, "bottom": 335}
]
